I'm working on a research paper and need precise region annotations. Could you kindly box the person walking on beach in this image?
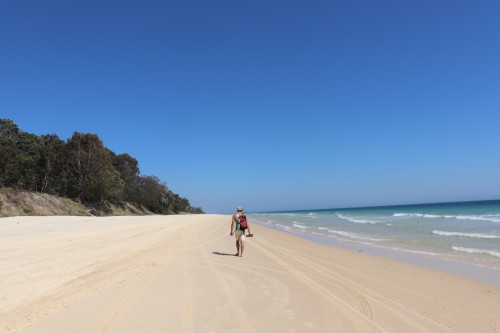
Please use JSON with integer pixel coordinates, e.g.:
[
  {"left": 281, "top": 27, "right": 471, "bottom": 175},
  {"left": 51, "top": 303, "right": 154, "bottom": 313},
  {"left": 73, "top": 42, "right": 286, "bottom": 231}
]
[{"left": 230, "top": 207, "right": 252, "bottom": 257}]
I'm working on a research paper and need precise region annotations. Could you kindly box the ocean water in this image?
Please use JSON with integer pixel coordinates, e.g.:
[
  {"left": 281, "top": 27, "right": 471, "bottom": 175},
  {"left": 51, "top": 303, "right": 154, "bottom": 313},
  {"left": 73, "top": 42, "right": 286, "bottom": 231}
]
[{"left": 250, "top": 200, "right": 500, "bottom": 274}]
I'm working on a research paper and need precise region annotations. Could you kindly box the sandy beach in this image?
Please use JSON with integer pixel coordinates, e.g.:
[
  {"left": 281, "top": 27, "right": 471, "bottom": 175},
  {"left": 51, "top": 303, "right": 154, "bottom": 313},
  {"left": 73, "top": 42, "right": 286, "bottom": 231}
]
[{"left": 1, "top": 215, "right": 499, "bottom": 333}]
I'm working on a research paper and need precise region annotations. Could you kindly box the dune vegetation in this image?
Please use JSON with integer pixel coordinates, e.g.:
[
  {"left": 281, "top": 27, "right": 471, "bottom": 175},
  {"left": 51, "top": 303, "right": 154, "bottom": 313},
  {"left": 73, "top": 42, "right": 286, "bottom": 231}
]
[{"left": 0, "top": 119, "right": 204, "bottom": 216}]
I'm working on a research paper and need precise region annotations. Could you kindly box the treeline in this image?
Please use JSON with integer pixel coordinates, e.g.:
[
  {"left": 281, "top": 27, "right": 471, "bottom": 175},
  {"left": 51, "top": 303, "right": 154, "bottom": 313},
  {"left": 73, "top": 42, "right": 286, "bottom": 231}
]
[{"left": 0, "top": 119, "right": 204, "bottom": 214}]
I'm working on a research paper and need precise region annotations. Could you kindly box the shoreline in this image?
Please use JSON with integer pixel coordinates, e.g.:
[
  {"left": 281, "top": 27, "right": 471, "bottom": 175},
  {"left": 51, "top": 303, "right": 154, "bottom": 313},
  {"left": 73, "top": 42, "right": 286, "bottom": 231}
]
[
  {"left": 2, "top": 215, "right": 499, "bottom": 332},
  {"left": 253, "top": 220, "right": 500, "bottom": 286}
]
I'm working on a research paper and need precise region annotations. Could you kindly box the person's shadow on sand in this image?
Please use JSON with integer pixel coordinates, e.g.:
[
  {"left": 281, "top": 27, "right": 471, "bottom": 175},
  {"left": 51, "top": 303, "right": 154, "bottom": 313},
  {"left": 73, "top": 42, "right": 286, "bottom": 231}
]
[{"left": 212, "top": 252, "right": 236, "bottom": 256}]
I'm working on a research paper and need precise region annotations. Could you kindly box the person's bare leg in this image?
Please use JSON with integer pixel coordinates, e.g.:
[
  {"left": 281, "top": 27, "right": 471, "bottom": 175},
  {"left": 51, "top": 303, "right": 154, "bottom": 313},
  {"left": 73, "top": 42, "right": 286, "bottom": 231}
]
[
  {"left": 235, "top": 240, "right": 240, "bottom": 256},
  {"left": 239, "top": 240, "right": 245, "bottom": 257}
]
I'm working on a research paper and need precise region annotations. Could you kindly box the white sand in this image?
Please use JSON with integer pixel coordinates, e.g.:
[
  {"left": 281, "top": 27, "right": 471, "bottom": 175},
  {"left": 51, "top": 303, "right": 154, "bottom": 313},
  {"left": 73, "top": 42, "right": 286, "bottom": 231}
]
[{"left": 1, "top": 215, "right": 499, "bottom": 332}]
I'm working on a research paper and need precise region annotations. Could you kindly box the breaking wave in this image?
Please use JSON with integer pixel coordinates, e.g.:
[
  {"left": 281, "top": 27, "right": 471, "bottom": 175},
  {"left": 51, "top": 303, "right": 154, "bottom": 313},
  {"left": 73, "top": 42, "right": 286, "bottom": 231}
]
[
  {"left": 452, "top": 246, "right": 500, "bottom": 258},
  {"left": 394, "top": 213, "right": 500, "bottom": 223},
  {"left": 432, "top": 230, "right": 500, "bottom": 239},
  {"left": 336, "top": 213, "right": 381, "bottom": 224},
  {"left": 327, "top": 229, "right": 386, "bottom": 242}
]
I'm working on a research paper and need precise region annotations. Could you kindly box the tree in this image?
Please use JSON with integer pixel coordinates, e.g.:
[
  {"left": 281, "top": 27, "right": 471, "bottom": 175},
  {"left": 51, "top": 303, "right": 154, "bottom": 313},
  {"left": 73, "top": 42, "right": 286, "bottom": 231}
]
[
  {"left": 127, "top": 175, "right": 167, "bottom": 212},
  {"left": 112, "top": 153, "right": 140, "bottom": 202},
  {"left": 37, "top": 134, "right": 67, "bottom": 194},
  {"left": 0, "top": 119, "right": 20, "bottom": 139},
  {"left": 0, "top": 119, "right": 21, "bottom": 187},
  {"left": 66, "top": 132, "right": 124, "bottom": 202},
  {"left": 14, "top": 132, "right": 43, "bottom": 190},
  {"left": 0, "top": 128, "right": 42, "bottom": 191},
  {"left": 0, "top": 119, "right": 205, "bottom": 214}
]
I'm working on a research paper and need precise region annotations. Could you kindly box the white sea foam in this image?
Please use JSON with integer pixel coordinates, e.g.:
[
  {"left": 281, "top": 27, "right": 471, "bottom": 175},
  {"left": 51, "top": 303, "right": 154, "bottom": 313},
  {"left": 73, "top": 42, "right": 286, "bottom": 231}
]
[
  {"left": 394, "top": 213, "right": 500, "bottom": 223},
  {"left": 452, "top": 214, "right": 500, "bottom": 223},
  {"left": 452, "top": 246, "right": 500, "bottom": 258},
  {"left": 384, "top": 247, "right": 437, "bottom": 256},
  {"left": 393, "top": 213, "right": 424, "bottom": 217},
  {"left": 432, "top": 230, "right": 500, "bottom": 239},
  {"left": 393, "top": 213, "right": 440, "bottom": 218},
  {"left": 327, "top": 229, "right": 386, "bottom": 241},
  {"left": 336, "top": 213, "right": 380, "bottom": 224},
  {"left": 293, "top": 222, "right": 309, "bottom": 229},
  {"left": 317, "top": 227, "right": 328, "bottom": 230},
  {"left": 263, "top": 213, "right": 298, "bottom": 217}
]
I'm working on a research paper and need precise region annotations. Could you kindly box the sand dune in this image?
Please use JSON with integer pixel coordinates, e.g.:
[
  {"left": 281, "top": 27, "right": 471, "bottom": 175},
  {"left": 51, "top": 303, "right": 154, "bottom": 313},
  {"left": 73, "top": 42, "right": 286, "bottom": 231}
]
[{"left": 1, "top": 215, "right": 499, "bottom": 332}]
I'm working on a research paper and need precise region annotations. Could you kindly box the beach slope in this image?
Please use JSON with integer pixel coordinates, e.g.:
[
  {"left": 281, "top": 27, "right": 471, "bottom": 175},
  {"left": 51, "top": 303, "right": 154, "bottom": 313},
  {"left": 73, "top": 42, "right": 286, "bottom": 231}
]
[{"left": 1, "top": 215, "right": 498, "bottom": 332}]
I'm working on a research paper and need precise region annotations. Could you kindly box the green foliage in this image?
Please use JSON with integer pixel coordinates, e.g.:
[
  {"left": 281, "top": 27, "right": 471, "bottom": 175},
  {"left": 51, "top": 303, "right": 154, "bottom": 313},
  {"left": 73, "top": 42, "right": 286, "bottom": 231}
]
[
  {"left": 66, "top": 132, "right": 125, "bottom": 202},
  {"left": 0, "top": 119, "right": 205, "bottom": 214},
  {"left": 127, "top": 175, "right": 167, "bottom": 211},
  {"left": 112, "top": 153, "right": 140, "bottom": 202},
  {"left": 38, "top": 134, "right": 67, "bottom": 195},
  {"left": 22, "top": 205, "right": 34, "bottom": 215},
  {"left": 0, "top": 120, "right": 22, "bottom": 187},
  {"left": 0, "top": 129, "right": 42, "bottom": 190}
]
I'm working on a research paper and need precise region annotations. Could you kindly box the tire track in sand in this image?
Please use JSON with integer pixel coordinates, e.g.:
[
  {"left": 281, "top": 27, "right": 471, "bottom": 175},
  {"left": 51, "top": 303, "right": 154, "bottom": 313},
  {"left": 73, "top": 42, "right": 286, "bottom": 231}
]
[
  {"left": 274, "top": 243, "right": 459, "bottom": 332},
  {"left": 85, "top": 227, "right": 190, "bottom": 333},
  {"left": 187, "top": 257, "right": 292, "bottom": 330},
  {"left": 256, "top": 237, "right": 454, "bottom": 333},
  {"left": 195, "top": 236, "right": 252, "bottom": 333},
  {"left": 182, "top": 228, "right": 193, "bottom": 333},
  {"left": 249, "top": 238, "right": 387, "bottom": 333},
  {"left": 3, "top": 226, "right": 189, "bottom": 333}
]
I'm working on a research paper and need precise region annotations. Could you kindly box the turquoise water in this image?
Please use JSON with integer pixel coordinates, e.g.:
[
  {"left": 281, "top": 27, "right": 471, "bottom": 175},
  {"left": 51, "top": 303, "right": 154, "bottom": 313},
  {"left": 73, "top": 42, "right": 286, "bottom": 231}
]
[{"left": 250, "top": 200, "right": 500, "bottom": 271}]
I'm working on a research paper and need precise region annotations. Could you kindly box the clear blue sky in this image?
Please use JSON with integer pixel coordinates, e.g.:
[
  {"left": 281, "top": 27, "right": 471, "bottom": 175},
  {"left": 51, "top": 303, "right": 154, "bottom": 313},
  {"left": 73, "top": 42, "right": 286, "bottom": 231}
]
[{"left": 1, "top": 1, "right": 499, "bottom": 213}]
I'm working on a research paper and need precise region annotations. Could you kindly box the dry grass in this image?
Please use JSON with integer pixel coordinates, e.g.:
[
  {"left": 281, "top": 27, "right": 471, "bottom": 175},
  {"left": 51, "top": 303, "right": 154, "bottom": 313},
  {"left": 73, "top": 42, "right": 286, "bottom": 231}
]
[{"left": 0, "top": 188, "right": 152, "bottom": 217}]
